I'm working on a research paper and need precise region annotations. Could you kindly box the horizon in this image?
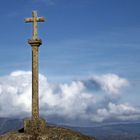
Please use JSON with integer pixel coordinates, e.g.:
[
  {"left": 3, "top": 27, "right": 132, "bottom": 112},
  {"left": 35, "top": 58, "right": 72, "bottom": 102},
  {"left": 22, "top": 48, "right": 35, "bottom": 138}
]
[{"left": 0, "top": 0, "right": 140, "bottom": 126}]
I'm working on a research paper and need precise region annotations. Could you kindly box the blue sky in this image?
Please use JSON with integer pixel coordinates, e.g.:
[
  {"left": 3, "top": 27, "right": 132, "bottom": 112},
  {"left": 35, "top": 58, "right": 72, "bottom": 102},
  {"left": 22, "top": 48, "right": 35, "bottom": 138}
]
[
  {"left": 0, "top": 0, "right": 140, "bottom": 125},
  {"left": 0, "top": 0, "right": 139, "bottom": 77}
]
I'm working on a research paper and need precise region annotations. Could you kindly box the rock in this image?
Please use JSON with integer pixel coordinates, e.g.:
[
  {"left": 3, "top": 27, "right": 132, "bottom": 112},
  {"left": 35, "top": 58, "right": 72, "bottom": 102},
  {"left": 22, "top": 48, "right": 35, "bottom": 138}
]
[{"left": 0, "top": 125, "right": 96, "bottom": 140}]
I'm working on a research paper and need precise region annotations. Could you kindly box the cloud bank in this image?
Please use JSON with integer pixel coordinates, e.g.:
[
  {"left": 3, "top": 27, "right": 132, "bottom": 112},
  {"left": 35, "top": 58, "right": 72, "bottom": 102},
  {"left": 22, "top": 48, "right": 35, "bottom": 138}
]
[{"left": 0, "top": 71, "right": 139, "bottom": 125}]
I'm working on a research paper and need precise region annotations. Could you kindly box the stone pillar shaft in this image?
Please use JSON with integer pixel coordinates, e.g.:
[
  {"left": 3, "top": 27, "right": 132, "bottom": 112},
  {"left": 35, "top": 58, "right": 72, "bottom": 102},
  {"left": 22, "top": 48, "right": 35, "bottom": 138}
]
[
  {"left": 32, "top": 46, "right": 39, "bottom": 120},
  {"left": 28, "top": 39, "right": 42, "bottom": 121},
  {"left": 24, "top": 39, "right": 47, "bottom": 134}
]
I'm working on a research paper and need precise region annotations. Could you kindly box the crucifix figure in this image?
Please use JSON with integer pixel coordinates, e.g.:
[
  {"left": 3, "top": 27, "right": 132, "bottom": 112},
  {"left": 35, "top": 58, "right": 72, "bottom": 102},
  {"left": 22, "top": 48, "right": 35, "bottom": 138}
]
[
  {"left": 25, "top": 11, "right": 45, "bottom": 40},
  {"left": 24, "top": 11, "right": 46, "bottom": 135}
]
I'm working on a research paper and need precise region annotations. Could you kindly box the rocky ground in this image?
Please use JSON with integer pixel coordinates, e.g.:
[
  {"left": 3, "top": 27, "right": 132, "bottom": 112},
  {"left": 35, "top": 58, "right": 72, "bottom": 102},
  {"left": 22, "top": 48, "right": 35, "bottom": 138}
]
[{"left": 0, "top": 125, "right": 96, "bottom": 140}]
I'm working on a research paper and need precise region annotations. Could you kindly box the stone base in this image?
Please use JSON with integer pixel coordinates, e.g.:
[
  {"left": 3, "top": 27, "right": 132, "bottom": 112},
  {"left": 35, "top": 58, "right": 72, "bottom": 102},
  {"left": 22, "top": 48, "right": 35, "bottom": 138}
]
[{"left": 24, "top": 118, "right": 46, "bottom": 135}]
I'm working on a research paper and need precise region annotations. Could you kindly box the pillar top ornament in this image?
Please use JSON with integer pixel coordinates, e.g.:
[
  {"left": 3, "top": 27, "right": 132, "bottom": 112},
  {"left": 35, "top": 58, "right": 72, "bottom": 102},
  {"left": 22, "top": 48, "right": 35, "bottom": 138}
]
[{"left": 25, "top": 10, "right": 45, "bottom": 40}]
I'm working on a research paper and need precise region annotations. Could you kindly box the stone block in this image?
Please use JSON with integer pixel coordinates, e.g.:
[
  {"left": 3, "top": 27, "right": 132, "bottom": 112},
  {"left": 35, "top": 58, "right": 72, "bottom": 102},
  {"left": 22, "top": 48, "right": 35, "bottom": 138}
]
[{"left": 24, "top": 118, "right": 46, "bottom": 135}]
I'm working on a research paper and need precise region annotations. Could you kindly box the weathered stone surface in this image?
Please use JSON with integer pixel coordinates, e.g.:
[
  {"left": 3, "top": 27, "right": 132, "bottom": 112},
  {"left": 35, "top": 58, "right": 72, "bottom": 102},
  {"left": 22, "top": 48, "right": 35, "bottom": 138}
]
[
  {"left": 24, "top": 118, "right": 46, "bottom": 135},
  {"left": 0, "top": 126, "right": 96, "bottom": 140},
  {"left": 25, "top": 11, "right": 45, "bottom": 40},
  {"left": 28, "top": 38, "right": 42, "bottom": 121},
  {"left": 25, "top": 13, "right": 46, "bottom": 135}
]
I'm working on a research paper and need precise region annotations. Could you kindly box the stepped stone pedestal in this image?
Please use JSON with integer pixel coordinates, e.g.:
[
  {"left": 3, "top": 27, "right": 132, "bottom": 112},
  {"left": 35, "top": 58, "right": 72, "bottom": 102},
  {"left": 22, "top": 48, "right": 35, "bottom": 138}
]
[{"left": 24, "top": 118, "right": 46, "bottom": 135}]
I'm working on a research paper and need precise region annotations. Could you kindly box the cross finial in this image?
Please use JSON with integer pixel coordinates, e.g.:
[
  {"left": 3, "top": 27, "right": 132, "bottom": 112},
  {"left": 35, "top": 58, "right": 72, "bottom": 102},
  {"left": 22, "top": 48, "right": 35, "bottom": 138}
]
[{"left": 25, "top": 11, "right": 45, "bottom": 40}]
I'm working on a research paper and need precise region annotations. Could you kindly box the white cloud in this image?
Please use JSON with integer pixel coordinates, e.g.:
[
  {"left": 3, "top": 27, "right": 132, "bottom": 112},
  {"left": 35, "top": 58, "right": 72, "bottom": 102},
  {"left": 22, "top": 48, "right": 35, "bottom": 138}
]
[
  {"left": 0, "top": 71, "right": 96, "bottom": 120},
  {"left": 0, "top": 71, "right": 138, "bottom": 124},
  {"left": 92, "top": 102, "right": 140, "bottom": 123},
  {"left": 90, "top": 74, "right": 129, "bottom": 94}
]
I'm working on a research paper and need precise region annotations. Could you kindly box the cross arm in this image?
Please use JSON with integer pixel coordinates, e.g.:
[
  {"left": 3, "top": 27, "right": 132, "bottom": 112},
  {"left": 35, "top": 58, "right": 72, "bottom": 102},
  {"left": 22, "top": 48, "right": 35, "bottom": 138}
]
[
  {"left": 37, "top": 17, "right": 45, "bottom": 22},
  {"left": 25, "top": 18, "right": 33, "bottom": 23}
]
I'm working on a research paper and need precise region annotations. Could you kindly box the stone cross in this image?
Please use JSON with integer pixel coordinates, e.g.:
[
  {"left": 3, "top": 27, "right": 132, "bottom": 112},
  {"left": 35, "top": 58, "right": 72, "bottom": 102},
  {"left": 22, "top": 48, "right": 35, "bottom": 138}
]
[
  {"left": 24, "top": 11, "right": 46, "bottom": 135},
  {"left": 25, "top": 11, "right": 45, "bottom": 40}
]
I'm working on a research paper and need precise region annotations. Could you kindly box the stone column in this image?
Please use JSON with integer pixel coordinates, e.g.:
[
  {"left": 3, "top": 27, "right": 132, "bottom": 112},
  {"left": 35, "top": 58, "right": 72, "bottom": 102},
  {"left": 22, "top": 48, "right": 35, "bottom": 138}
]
[
  {"left": 24, "top": 39, "right": 46, "bottom": 135},
  {"left": 29, "top": 39, "right": 41, "bottom": 120},
  {"left": 24, "top": 11, "right": 46, "bottom": 135}
]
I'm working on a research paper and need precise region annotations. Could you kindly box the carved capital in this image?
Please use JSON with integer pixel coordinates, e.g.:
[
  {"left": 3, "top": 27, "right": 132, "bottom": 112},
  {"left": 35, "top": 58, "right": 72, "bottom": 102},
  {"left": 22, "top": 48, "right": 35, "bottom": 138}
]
[{"left": 28, "top": 39, "right": 42, "bottom": 47}]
